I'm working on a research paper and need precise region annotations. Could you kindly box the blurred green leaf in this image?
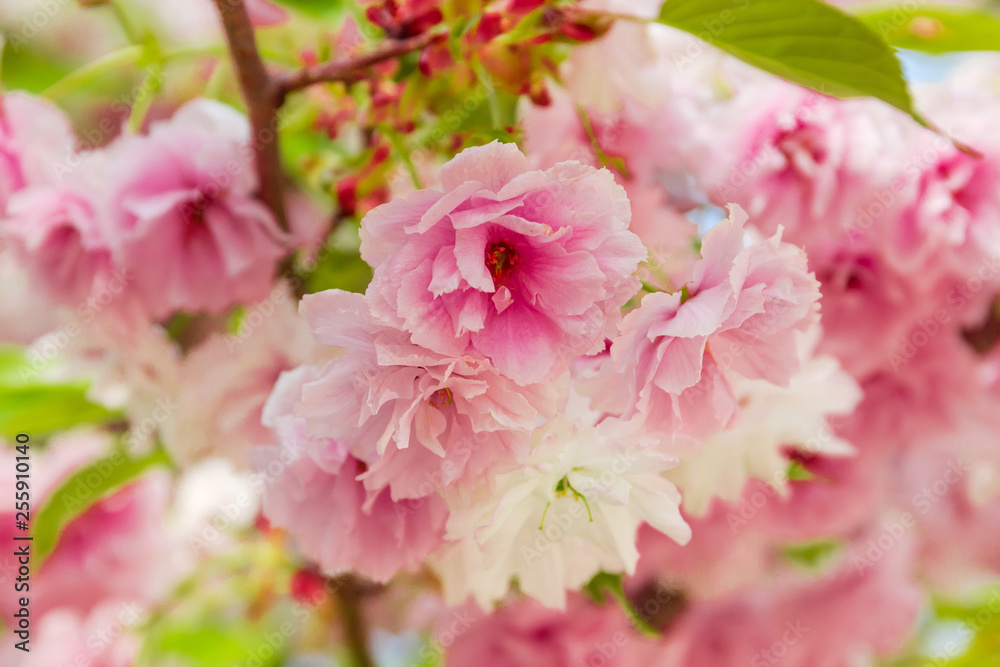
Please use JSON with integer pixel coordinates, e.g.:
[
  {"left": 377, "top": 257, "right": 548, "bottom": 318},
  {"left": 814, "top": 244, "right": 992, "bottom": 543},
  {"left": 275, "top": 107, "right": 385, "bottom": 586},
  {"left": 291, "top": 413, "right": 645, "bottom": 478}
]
[
  {"left": 32, "top": 445, "right": 172, "bottom": 567},
  {"left": 0, "top": 346, "right": 119, "bottom": 440},
  {"left": 656, "top": 0, "right": 925, "bottom": 126},
  {"left": 857, "top": 7, "right": 1000, "bottom": 54},
  {"left": 412, "top": 638, "right": 445, "bottom": 667},
  {"left": 394, "top": 51, "right": 421, "bottom": 82},
  {"left": 929, "top": 592, "right": 1000, "bottom": 666},
  {"left": 786, "top": 460, "right": 816, "bottom": 482},
  {"left": 0, "top": 385, "right": 118, "bottom": 441},
  {"left": 304, "top": 248, "right": 373, "bottom": 294},
  {"left": 447, "top": 87, "right": 518, "bottom": 135},
  {"left": 0, "top": 346, "right": 42, "bottom": 388},
  {"left": 270, "top": 0, "right": 345, "bottom": 20},
  {"left": 781, "top": 538, "right": 841, "bottom": 569},
  {"left": 1, "top": 45, "right": 74, "bottom": 93},
  {"left": 145, "top": 621, "right": 284, "bottom": 667}
]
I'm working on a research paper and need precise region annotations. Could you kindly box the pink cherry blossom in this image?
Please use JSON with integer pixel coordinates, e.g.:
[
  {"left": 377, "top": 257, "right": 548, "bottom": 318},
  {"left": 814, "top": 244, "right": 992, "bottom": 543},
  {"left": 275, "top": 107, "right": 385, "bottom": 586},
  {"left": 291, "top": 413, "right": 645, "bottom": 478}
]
[
  {"left": 361, "top": 141, "right": 646, "bottom": 385},
  {"left": 609, "top": 205, "right": 820, "bottom": 442},
  {"left": 2, "top": 184, "right": 114, "bottom": 306},
  {"left": 0, "top": 433, "right": 173, "bottom": 619},
  {"left": 0, "top": 602, "right": 140, "bottom": 667},
  {"left": 96, "top": 98, "right": 287, "bottom": 319},
  {"left": 663, "top": 536, "right": 922, "bottom": 667},
  {"left": 694, "top": 83, "right": 917, "bottom": 249},
  {"left": 162, "top": 283, "right": 316, "bottom": 466},
  {"left": 293, "top": 288, "right": 556, "bottom": 501},
  {"left": 443, "top": 594, "right": 659, "bottom": 667},
  {"left": 0, "top": 250, "right": 61, "bottom": 344},
  {"left": 521, "top": 89, "right": 699, "bottom": 269},
  {"left": 0, "top": 92, "right": 76, "bottom": 213},
  {"left": 258, "top": 366, "right": 448, "bottom": 582},
  {"left": 245, "top": 0, "right": 289, "bottom": 26},
  {"left": 630, "top": 505, "right": 774, "bottom": 601}
]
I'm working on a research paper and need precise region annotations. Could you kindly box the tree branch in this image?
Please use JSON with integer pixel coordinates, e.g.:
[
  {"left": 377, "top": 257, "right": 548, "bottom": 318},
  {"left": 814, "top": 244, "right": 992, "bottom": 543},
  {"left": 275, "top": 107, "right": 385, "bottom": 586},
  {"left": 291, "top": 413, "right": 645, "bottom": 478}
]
[
  {"left": 333, "top": 575, "right": 376, "bottom": 667},
  {"left": 212, "top": 0, "right": 288, "bottom": 231},
  {"left": 274, "top": 30, "right": 441, "bottom": 100}
]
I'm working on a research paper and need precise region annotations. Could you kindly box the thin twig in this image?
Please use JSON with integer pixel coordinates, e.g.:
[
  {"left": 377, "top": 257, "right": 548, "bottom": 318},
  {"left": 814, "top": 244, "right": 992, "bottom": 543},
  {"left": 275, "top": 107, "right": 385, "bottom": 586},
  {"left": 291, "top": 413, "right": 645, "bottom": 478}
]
[
  {"left": 274, "top": 30, "right": 441, "bottom": 100},
  {"left": 211, "top": 0, "right": 288, "bottom": 231}
]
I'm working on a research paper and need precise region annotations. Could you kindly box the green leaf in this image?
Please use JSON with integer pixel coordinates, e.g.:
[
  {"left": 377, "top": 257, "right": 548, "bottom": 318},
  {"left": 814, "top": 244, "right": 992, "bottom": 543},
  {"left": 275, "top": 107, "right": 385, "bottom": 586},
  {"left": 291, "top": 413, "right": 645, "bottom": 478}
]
[
  {"left": 781, "top": 538, "right": 841, "bottom": 569},
  {"left": 270, "top": 0, "right": 345, "bottom": 20},
  {"left": 0, "top": 346, "right": 119, "bottom": 440},
  {"left": 0, "top": 346, "right": 44, "bottom": 388},
  {"left": 1, "top": 45, "right": 75, "bottom": 93},
  {"left": 656, "top": 0, "right": 924, "bottom": 126},
  {"left": 146, "top": 621, "right": 284, "bottom": 667},
  {"left": 786, "top": 459, "right": 816, "bottom": 482},
  {"left": 412, "top": 637, "right": 445, "bottom": 667},
  {"left": 856, "top": 7, "right": 1000, "bottom": 54},
  {"left": 931, "top": 593, "right": 1000, "bottom": 666},
  {"left": 0, "top": 385, "right": 118, "bottom": 441},
  {"left": 304, "top": 248, "right": 374, "bottom": 294},
  {"left": 32, "top": 445, "right": 172, "bottom": 567}
]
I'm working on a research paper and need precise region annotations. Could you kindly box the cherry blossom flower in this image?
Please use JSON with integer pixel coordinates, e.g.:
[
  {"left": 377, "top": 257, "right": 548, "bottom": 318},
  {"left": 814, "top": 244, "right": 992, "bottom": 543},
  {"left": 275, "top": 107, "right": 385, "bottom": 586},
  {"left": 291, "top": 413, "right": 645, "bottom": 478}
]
[{"left": 361, "top": 141, "right": 645, "bottom": 385}]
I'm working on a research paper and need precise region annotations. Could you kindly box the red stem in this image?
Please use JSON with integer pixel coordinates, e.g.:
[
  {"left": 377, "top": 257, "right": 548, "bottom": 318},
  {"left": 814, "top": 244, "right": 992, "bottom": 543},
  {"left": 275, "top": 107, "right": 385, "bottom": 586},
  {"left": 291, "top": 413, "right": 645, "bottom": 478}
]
[{"left": 274, "top": 30, "right": 441, "bottom": 99}]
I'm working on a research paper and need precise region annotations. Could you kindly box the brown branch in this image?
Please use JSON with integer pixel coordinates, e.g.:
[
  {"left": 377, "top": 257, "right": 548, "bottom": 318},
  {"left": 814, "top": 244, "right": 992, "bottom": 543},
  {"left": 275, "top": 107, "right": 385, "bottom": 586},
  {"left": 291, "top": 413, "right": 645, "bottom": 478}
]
[
  {"left": 274, "top": 30, "right": 442, "bottom": 100},
  {"left": 212, "top": 0, "right": 288, "bottom": 232},
  {"left": 333, "top": 575, "right": 376, "bottom": 667}
]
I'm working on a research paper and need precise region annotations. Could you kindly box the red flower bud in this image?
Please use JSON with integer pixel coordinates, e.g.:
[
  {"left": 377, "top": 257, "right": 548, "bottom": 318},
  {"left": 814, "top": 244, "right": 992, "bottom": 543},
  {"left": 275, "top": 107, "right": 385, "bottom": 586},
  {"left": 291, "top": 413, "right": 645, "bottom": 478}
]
[
  {"left": 475, "top": 13, "right": 504, "bottom": 44},
  {"left": 558, "top": 21, "right": 598, "bottom": 42},
  {"left": 509, "top": 0, "right": 545, "bottom": 13},
  {"left": 402, "top": 6, "right": 443, "bottom": 37},
  {"left": 290, "top": 568, "right": 328, "bottom": 605},
  {"left": 336, "top": 177, "right": 358, "bottom": 217}
]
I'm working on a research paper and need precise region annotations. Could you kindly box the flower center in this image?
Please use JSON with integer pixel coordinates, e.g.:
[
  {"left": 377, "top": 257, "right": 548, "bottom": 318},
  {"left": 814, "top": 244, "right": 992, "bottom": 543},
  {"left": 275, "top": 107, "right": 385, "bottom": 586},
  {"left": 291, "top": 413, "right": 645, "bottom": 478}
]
[
  {"left": 181, "top": 192, "right": 210, "bottom": 240},
  {"left": 428, "top": 388, "right": 454, "bottom": 409},
  {"left": 485, "top": 240, "right": 520, "bottom": 287}
]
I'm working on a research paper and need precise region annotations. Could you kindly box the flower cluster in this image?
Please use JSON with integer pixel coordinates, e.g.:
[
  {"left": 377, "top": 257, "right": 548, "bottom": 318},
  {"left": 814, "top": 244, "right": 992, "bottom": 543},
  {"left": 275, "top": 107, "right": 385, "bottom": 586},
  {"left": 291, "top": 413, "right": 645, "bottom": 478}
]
[
  {"left": 259, "top": 139, "right": 825, "bottom": 610},
  {"left": 1, "top": 98, "right": 289, "bottom": 322},
  {"left": 4, "top": 1, "right": 1000, "bottom": 665}
]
